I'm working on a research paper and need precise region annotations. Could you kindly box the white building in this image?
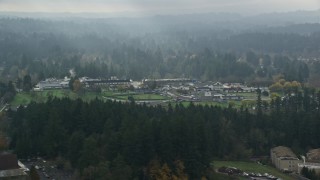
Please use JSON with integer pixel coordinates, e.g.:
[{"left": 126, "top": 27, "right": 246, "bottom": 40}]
[
  {"left": 204, "top": 91, "right": 212, "bottom": 97},
  {"left": 34, "top": 77, "right": 70, "bottom": 91},
  {"left": 271, "top": 146, "right": 301, "bottom": 172},
  {"left": 298, "top": 162, "right": 320, "bottom": 174}
]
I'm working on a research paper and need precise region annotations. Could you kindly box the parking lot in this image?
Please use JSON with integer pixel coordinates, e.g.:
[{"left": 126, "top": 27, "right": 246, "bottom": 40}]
[{"left": 21, "top": 157, "right": 73, "bottom": 180}]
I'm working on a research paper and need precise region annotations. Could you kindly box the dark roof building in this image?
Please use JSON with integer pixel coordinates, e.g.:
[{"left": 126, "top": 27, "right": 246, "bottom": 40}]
[
  {"left": 80, "top": 77, "right": 131, "bottom": 87},
  {"left": 0, "top": 152, "right": 29, "bottom": 180},
  {"left": 0, "top": 153, "right": 19, "bottom": 170},
  {"left": 86, "top": 79, "right": 130, "bottom": 86},
  {"left": 143, "top": 78, "right": 193, "bottom": 86}
]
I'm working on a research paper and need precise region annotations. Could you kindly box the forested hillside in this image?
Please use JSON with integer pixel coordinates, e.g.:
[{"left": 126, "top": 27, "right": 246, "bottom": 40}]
[
  {"left": 7, "top": 87, "right": 320, "bottom": 179},
  {"left": 0, "top": 18, "right": 316, "bottom": 84}
]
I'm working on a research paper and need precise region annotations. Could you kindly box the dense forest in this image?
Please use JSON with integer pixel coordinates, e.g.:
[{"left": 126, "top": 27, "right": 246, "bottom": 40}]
[
  {"left": 0, "top": 17, "right": 318, "bottom": 85},
  {"left": 6, "top": 87, "right": 320, "bottom": 179}
]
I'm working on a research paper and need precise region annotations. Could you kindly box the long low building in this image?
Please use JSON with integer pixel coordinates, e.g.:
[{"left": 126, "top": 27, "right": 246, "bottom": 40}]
[
  {"left": 298, "top": 148, "right": 320, "bottom": 175},
  {"left": 34, "top": 77, "right": 70, "bottom": 91},
  {"left": 298, "top": 162, "right": 320, "bottom": 175},
  {"left": 80, "top": 77, "right": 131, "bottom": 87},
  {"left": 143, "top": 78, "right": 193, "bottom": 86},
  {"left": 271, "top": 146, "right": 301, "bottom": 172}
]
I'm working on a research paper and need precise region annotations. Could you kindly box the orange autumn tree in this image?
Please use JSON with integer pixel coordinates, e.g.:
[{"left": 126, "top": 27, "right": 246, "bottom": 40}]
[{"left": 146, "top": 159, "right": 188, "bottom": 180}]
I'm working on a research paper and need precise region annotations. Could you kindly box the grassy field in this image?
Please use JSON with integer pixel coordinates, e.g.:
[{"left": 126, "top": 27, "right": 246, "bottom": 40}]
[
  {"left": 213, "top": 161, "right": 294, "bottom": 180},
  {"left": 236, "top": 92, "right": 257, "bottom": 98},
  {"left": 10, "top": 90, "right": 103, "bottom": 106},
  {"left": 132, "top": 94, "right": 169, "bottom": 100},
  {"left": 10, "top": 90, "right": 170, "bottom": 106},
  {"left": 236, "top": 92, "right": 270, "bottom": 101},
  {"left": 11, "top": 93, "right": 34, "bottom": 106},
  {"left": 10, "top": 89, "right": 265, "bottom": 109},
  {"left": 102, "top": 90, "right": 169, "bottom": 101}
]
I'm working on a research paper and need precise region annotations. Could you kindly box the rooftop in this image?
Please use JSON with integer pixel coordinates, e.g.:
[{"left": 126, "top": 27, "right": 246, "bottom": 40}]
[
  {"left": 0, "top": 169, "right": 28, "bottom": 178},
  {"left": 307, "top": 148, "right": 320, "bottom": 162},
  {"left": 271, "top": 146, "right": 298, "bottom": 159},
  {"left": 0, "top": 152, "right": 19, "bottom": 170},
  {"left": 298, "top": 162, "right": 320, "bottom": 169}
]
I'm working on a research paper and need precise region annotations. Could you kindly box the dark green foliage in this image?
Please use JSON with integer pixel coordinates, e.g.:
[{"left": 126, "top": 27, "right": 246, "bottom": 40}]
[
  {"left": 22, "top": 75, "right": 32, "bottom": 92},
  {"left": 7, "top": 81, "right": 16, "bottom": 94},
  {"left": 301, "top": 167, "right": 320, "bottom": 180},
  {"left": 29, "top": 166, "right": 40, "bottom": 180},
  {"left": 68, "top": 77, "right": 76, "bottom": 91},
  {"left": 262, "top": 91, "right": 269, "bottom": 97},
  {"left": 256, "top": 88, "right": 262, "bottom": 117},
  {"left": 8, "top": 88, "right": 320, "bottom": 179},
  {"left": 0, "top": 81, "right": 16, "bottom": 103},
  {"left": 8, "top": 98, "right": 249, "bottom": 178},
  {"left": 128, "top": 96, "right": 135, "bottom": 103}
]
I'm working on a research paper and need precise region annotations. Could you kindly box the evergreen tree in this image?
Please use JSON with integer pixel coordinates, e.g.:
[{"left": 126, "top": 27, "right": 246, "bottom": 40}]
[{"left": 22, "top": 75, "right": 32, "bottom": 92}]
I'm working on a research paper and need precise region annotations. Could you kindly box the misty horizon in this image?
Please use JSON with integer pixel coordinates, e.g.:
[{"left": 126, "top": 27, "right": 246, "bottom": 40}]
[{"left": 0, "top": 0, "right": 319, "bottom": 17}]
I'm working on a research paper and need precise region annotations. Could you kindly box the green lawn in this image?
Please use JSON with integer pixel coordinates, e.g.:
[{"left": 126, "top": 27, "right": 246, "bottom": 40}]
[
  {"left": 10, "top": 90, "right": 262, "bottom": 109},
  {"left": 236, "top": 92, "right": 270, "bottom": 101},
  {"left": 213, "top": 161, "right": 294, "bottom": 180},
  {"left": 10, "top": 93, "right": 34, "bottom": 106},
  {"left": 101, "top": 90, "right": 115, "bottom": 97},
  {"left": 11, "top": 90, "right": 95, "bottom": 106},
  {"left": 10, "top": 90, "right": 170, "bottom": 106},
  {"left": 236, "top": 92, "right": 257, "bottom": 97},
  {"left": 105, "top": 92, "right": 169, "bottom": 101},
  {"left": 131, "top": 94, "right": 168, "bottom": 100}
]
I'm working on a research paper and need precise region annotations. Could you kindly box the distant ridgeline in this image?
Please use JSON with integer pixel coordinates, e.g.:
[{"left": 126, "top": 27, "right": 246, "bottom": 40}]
[
  {"left": 7, "top": 87, "right": 320, "bottom": 179},
  {"left": 0, "top": 17, "right": 316, "bottom": 84}
]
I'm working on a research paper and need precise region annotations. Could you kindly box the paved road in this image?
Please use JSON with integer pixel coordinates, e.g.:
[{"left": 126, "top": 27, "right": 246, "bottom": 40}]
[
  {"left": 0, "top": 104, "right": 8, "bottom": 112},
  {"left": 103, "top": 96, "right": 128, "bottom": 102},
  {"left": 103, "top": 96, "right": 170, "bottom": 106},
  {"left": 23, "top": 159, "right": 73, "bottom": 180}
]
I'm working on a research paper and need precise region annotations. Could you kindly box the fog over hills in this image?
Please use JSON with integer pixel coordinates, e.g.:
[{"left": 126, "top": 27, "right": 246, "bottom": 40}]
[{"left": 0, "top": 9, "right": 319, "bottom": 30}]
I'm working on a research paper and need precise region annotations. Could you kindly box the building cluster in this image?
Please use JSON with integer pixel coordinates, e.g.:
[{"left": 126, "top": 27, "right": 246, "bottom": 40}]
[
  {"left": 196, "top": 82, "right": 269, "bottom": 101},
  {"left": 34, "top": 77, "right": 70, "bottom": 91},
  {"left": 34, "top": 76, "right": 131, "bottom": 91},
  {"left": 0, "top": 152, "right": 29, "bottom": 180},
  {"left": 79, "top": 77, "right": 131, "bottom": 88},
  {"left": 194, "top": 84, "right": 245, "bottom": 101},
  {"left": 143, "top": 78, "right": 193, "bottom": 87},
  {"left": 155, "top": 80, "right": 267, "bottom": 102},
  {"left": 271, "top": 146, "right": 320, "bottom": 175},
  {"left": 32, "top": 77, "right": 269, "bottom": 104}
]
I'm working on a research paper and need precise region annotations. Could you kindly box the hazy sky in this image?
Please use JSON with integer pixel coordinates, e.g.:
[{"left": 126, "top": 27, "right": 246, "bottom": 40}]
[{"left": 0, "top": 0, "right": 319, "bottom": 15}]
